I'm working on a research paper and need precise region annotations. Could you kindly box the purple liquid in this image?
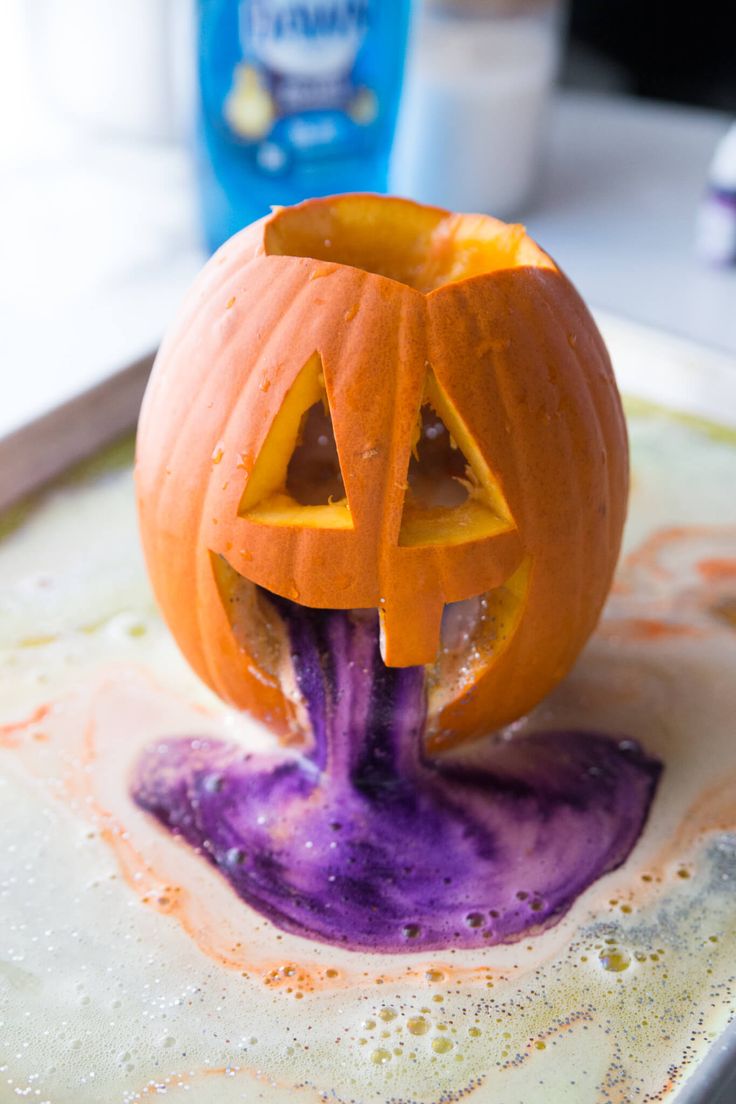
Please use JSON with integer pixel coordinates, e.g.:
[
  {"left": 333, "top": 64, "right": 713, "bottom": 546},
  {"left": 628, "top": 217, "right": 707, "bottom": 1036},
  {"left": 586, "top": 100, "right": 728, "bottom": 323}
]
[{"left": 132, "top": 601, "right": 661, "bottom": 952}]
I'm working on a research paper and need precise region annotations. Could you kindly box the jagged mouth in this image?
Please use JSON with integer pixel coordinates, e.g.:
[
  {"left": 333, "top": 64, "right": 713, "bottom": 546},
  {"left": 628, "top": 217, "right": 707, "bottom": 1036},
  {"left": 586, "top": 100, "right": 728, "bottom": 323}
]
[{"left": 211, "top": 555, "right": 530, "bottom": 742}]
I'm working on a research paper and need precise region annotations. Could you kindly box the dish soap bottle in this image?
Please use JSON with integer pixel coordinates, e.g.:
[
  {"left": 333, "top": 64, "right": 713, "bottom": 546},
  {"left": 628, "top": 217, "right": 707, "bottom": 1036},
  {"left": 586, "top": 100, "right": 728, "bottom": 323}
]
[{"left": 195, "top": 0, "right": 412, "bottom": 252}]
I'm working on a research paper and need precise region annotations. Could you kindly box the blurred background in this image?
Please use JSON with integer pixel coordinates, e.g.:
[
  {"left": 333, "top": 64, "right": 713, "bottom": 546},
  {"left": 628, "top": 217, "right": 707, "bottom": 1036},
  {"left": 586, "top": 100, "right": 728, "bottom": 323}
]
[{"left": 0, "top": 0, "right": 735, "bottom": 483}]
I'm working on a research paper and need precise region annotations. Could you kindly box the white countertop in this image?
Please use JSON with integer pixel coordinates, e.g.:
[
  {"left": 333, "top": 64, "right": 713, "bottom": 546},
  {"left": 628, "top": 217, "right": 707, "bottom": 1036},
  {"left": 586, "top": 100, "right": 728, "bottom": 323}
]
[
  {"left": 528, "top": 94, "right": 736, "bottom": 356},
  {"left": 1, "top": 91, "right": 734, "bottom": 444}
]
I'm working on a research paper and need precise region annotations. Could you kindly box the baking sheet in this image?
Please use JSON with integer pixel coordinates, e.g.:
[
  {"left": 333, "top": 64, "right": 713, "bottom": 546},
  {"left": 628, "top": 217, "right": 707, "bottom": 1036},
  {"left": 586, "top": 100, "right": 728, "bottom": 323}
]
[
  {"left": 0, "top": 351, "right": 153, "bottom": 513},
  {"left": 1, "top": 311, "right": 735, "bottom": 1102}
]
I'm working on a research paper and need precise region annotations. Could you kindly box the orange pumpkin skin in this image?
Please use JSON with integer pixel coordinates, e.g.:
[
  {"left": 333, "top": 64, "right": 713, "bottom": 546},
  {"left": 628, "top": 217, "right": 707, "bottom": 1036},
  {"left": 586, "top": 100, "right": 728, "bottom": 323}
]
[{"left": 136, "top": 195, "right": 628, "bottom": 748}]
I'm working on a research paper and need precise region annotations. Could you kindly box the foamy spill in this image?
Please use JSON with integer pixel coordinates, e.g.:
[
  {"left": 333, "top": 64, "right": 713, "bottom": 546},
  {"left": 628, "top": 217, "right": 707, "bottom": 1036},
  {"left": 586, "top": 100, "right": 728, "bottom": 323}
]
[{"left": 0, "top": 414, "right": 735, "bottom": 1102}]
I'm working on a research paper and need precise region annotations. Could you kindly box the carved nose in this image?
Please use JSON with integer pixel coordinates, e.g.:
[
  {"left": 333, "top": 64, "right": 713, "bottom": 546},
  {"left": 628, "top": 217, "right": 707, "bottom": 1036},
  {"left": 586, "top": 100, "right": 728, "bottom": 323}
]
[{"left": 379, "top": 595, "right": 445, "bottom": 668}]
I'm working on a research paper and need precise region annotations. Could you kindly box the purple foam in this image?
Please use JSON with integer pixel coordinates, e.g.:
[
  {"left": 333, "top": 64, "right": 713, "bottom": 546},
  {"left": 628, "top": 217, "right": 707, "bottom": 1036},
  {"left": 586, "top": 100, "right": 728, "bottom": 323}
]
[{"left": 132, "top": 601, "right": 661, "bottom": 952}]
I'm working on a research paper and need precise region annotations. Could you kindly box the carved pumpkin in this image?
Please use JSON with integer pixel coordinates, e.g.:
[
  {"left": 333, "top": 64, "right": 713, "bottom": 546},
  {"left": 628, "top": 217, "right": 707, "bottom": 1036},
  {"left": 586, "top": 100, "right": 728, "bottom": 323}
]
[{"left": 136, "top": 195, "right": 628, "bottom": 747}]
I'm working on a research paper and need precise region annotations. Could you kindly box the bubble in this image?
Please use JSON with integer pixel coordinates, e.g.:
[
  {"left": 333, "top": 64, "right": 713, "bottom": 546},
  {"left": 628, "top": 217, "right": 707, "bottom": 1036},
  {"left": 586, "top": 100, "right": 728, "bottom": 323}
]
[
  {"left": 371, "top": 1048, "right": 391, "bottom": 1065},
  {"left": 599, "top": 948, "right": 631, "bottom": 972},
  {"left": 432, "top": 1037, "right": 453, "bottom": 1054},
  {"left": 407, "top": 1016, "right": 429, "bottom": 1036}
]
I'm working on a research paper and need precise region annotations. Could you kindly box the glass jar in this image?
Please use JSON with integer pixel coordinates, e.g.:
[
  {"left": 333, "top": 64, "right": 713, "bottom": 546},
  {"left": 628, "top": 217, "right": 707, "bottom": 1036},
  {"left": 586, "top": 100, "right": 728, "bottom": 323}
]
[{"left": 392, "top": 0, "right": 565, "bottom": 216}]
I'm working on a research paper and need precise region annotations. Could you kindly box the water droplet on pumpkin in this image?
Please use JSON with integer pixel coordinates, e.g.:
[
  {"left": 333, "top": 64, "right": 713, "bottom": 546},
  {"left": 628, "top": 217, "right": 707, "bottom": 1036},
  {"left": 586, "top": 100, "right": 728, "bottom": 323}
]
[
  {"left": 212, "top": 442, "right": 225, "bottom": 464},
  {"left": 344, "top": 304, "right": 359, "bottom": 322},
  {"left": 289, "top": 582, "right": 301, "bottom": 600},
  {"left": 226, "top": 296, "right": 236, "bottom": 309},
  {"left": 259, "top": 377, "right": 271, "bottom": 392}
]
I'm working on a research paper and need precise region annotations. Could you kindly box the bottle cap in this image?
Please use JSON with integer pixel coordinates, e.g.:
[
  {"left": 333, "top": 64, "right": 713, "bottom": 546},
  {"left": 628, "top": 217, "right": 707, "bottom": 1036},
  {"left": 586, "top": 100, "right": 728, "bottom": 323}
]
[{"left": 709, "top": 122, "right": 736, "bottom": 191}]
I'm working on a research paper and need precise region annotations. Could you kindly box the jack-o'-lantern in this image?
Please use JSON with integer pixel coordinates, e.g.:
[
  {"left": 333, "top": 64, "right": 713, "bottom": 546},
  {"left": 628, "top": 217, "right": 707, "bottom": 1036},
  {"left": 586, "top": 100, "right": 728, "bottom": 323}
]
[{"left": 136, "top": 194, "right": 628, "bottom": 748}]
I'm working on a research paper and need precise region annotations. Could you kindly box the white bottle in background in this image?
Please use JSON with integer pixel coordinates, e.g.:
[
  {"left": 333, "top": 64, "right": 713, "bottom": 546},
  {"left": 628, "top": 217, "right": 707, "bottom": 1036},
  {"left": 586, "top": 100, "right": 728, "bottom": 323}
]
[
  {"left": 392, "top": 0, "right": 564, "bottom": 217},
  {"left": 26, "top": 0, "right": 195, "bottom": 142},
  {"left": 696, "top": 122, "right": 736, "bottom": 266}
]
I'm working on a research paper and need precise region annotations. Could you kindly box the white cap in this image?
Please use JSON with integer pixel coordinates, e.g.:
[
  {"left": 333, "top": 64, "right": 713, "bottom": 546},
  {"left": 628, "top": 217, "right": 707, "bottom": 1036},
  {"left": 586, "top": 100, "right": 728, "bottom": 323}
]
[{"left": 710, "top": 122, "right": 736, "bottom": 191}]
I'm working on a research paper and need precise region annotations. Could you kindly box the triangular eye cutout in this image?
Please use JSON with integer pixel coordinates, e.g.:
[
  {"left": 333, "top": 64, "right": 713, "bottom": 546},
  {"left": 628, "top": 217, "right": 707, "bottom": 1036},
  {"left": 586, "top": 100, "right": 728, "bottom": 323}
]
[
  {"left": 398, "top": 372, "right": 513, "bottom": 547},
  {"left": 239, "top": 352, "right": 353, "bottom": 529}
]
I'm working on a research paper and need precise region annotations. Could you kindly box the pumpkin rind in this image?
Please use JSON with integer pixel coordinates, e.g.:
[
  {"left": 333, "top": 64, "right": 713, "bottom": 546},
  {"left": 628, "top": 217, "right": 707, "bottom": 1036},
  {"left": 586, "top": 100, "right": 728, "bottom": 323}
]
[{"left": 136, "top": 195, "right": 628, "bottom": 745}]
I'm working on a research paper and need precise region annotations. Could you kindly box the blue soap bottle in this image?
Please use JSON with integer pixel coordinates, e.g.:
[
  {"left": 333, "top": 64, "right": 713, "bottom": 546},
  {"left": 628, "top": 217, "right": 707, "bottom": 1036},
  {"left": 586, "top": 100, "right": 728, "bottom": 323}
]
[{"left": 195, "top": 1, "right": 413, "bottom": 253}]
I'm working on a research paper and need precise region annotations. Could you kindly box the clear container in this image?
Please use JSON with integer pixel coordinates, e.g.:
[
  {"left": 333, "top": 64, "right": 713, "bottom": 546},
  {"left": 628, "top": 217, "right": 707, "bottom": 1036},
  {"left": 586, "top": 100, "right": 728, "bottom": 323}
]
[{"left": 392, "top": 0, "right": 565, "bottom": 217}]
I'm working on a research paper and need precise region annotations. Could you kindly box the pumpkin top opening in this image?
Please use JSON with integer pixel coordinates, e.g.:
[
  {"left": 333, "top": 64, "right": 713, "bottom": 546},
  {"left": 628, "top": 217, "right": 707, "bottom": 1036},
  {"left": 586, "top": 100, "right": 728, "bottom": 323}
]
[{"left": 264, "top": 195, "right": 555, "bottom": 293}]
